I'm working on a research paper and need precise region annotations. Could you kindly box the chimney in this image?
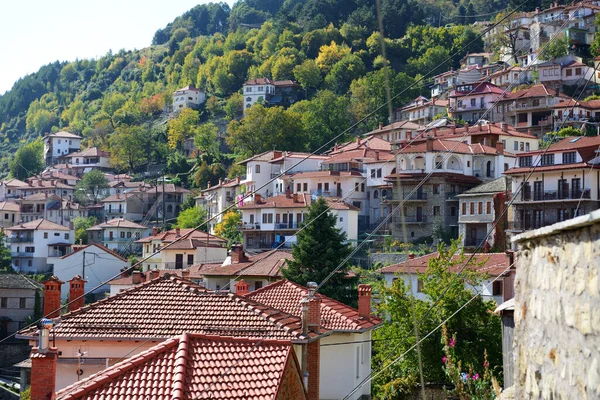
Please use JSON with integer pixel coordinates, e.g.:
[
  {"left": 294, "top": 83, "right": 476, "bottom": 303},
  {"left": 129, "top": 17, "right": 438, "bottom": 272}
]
[
  {"left": 218, "top": 178, "right": 223, "bottom": 185},
  {"left": 286, "top": 186, "right": 291, "bottom": 198},
  {"left": 409, "top": 253, "right": 415, "bottom": 259},
  {"left": 207, "top": 182, "right": 211, "bottom": 189},
  {"left": 375, "top": 151, "right": 380, "bottom": 161},
  {"left": 236, "top": 175, "right": 241, "bottom": 184},
  {"left": 28, "top": 181, "right": 33, "bottom": 187},
  {"left": 149, "top": 269, "right": 160, "bottom": 280},
  {"left": 293, "top": 193, "right": 299, "bottom": 203},
  {"left": 235, "top": 279, "right": 250, "bottom": 296},
  {"left": 451, "top": 125, "right": 456, "bottom": 134},
  {"left": 501, "top": 122, "right": 508, "bottom": 133},
  {"left": 152, "top": 226, "right": 158, "bottom": 236},
  {"left": 38, "top": 180, "right": 43, "bottom": 187},
  {"left": 116, "top": 192, "right": 120, "bottom": 199},
  {"left": 132, "top": 271, "right": 142, "bottom": 284},
  {"left": 30, "top": 319, "right": 58, "bottom": 400},
  {"left": 175, "top": 227, "right": 181, "bottom": 237},
  {"left": 426, "top": 136, "right": 434, "bottom": 152},
  {"left": 358, "top": 284, "right": 372, "bottom": 318},
  {"left": 181, "top": 269, "right": 190, "bottom": 279},
  {"left": 254, "top": 193, "right": 262, "bottom": 204},
  {"left": 379, "top": 122, "right": 383, "bottom": 130},
  {"left": 43, "top": 276, "right": 64, "bottom": 318},
  {"left": 231, "top": 244, "right": 246, "bottom": 264},
  {"left": 68, "top": 275, "right": 86, "bottom": 313},
  {"left": 301, "top": 282, "right": 321, "bottom": 400},
  {"left": 479, "top": 122, "right": 483, "bottom": 131},
  {"left": 496, "top": 141, "right": 504, "bottom": 154}
]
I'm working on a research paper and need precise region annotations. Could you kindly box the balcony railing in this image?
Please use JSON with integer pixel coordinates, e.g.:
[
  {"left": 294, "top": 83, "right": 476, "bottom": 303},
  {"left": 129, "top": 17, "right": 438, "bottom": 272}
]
[
  {"left": 520, "top": 189, "right": 590, "bottom": 201},
  {"left": 8, "top": 236, "right": 35, "bottom": 243},
  {"left": 241, "top": 223, "right": 261, "bottom": 230},
  {"left": 273, "top": 223, "right": 299, "bottom": 230},
  {"left": 382, "top": 191, "right": 427, "bottom": 202},
  {"left": 164, "top": 262, "right": 195, "bottom": 270},
  {"left": 11, "top": 251, "right": 34, "bottom": 257},
  {"left": 464, "top": 237, "right": 488, "bottom": 247},
  {"left": 399, "top": 215, "right": 428, "bottom": 224}
]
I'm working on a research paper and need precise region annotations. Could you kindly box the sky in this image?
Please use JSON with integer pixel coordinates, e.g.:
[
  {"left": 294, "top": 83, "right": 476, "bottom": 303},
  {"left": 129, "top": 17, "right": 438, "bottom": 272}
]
[{"left": 0, "top": 0, "right": 236, "bottom": 95}]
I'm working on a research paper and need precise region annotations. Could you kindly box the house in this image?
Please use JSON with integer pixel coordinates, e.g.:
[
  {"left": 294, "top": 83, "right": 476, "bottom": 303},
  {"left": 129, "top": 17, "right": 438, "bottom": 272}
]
[
  {"left": 86, "top": 218, "right": 151, "bottom": 254},
  {"left": 0, "top": 201, "right": 20, "bottom": 229},
  {"left": 64, "top": 147, "right": 111, "bottom": 176},
  {"left": 18, "top": 193, "right": 85, "bottom": 226},
  {"left": 197, "top": 245, "right": 293, "bottom": 292},
  {"left": 134, "top": 183, "right": 193, "bottom": 223},
  {"left": 172, "top": 84, "right": 206, "bottom": 111},
  {"left": 460, "top": 52, "right": 493, "bottom": 68},
  {"left": 238, "top": 193, "right": 359, "bottom": 251},
  {"left": 550, "top": 97, "right": 600, "bottom": 129},
  {"left": 6, "top": 219, "right": 74, "bottom": 273},
  {"left": 431, "top": 66, "right": 484, "bottom": 98},
  {"left": 378, "top": 252, "right": 513, "bottom": 305},
  {"left": 448, "top": 82, "right": 504, "bottom": 123},
  {"left": 43, "top": 131, "right": 82, "bottom": 167},
  {"left": 100, "top": 192, "right": 144, "bottom": 222},
  {"left": 14, "top": 179, "right": 75, "bottom": 199},
  {"left": 364, "top": 120, "right": 424, "bottom": 143},
  {"left": 396, "top": 96, "right": 449, "bottom": 125},
  {"left": 242, "top": 78, "right": 302, "bottom": 110},
  {"left": 505, "top": 136, "right": 600, "bottom": 238},
  {"left": 458, "top": 177, "right": 511, "bottom": 249},
  {"left": 52, "top": 244, "right": 130, "bottom": 300},
  {"left": 0, "top": 178, "right": 27, "bottom": 201},
  {"left": 246, "top": 280, "right": 382, "bottom": 400},
  {"left": 39, "top": 170, "right": 80, "bottom": 186},
  {"left": 196, "top": 176, "right": 243, "bottom": 233},
  {"left": 48, "top": 333, "right": 307, "bottom": 400},
  {"left": 107, "top": 268, "right": 198, "bottom": 295},
  {"left": 486, "top": 66, "right": 531, "bottom": 88},
  {"left": 0, "top": 274, "right": 41, "bottom": 339},
  {"left": 535, "top": 56, "right": 596, "bottom": 91},
  {"left": 136, "top": 227, "right": 228, "bottom": 270}
]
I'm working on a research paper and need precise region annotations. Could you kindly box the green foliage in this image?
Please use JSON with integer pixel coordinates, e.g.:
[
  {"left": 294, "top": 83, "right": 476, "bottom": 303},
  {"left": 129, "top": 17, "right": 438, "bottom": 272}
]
[
  {"left": 541, "top": 32, "right": 569, "bottom": 61},
  {"left": 282, "top": 197, "right": 357, "bottom": 306},
  {"left": 174, "top": 206, "right": 208, "bottom": 230},
  {"left": 0, "top": 229, "right": 13, "bottom": 272},
  {"left": 109, "top": 125, "right": 149, "bottom": 172},
  {"left": 293, "top": 59, "right": 323, "bottom": 93},
  {"left": 9, "top": 138, "right": 43, "bottom": 180},
  {"left": 214, "top": 210, "right": 243, "bottom": 247},
  {"left": 195, "top": 122, "right": 221, "bottom": 163},
  {"left": 168, "top": 108, "right": 199, "bottom": 149},
  {"left": 75, "top": 169, "right": 109, "bottom": 204},
  {"left": 372, "top": 240, "right": 502, "bottom": 397},
  {"left": 73, "top": 216, "right": 98, "bottom": 245}
]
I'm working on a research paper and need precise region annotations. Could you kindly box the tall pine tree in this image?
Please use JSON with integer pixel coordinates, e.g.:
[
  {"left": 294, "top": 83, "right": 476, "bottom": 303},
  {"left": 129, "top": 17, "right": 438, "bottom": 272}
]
[{"left": 282, "top": 197, "right": 358, "bottom": 306}]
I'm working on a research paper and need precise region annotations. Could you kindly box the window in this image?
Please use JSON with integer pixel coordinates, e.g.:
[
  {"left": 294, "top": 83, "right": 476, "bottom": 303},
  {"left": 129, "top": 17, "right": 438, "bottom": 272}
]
[
  {"left": 355, "top": 183, "right": 359, "bottom": 191},
  {"left": 370, "top": 169, "right": 376, "bottom": 178},
  {"left": 433, "top": 185, "right": 439, "bottom": 194},
  {"left": 324, "top": 182, "right": 329, "bottom": 192},
  {"left": 470, "top": 98, "right": 476, "bottom": 106},
  {"left": 566, "top": 69, "right": 573, "bottom": 77},
  {"left": 541, "top": 154, "right": 555, "bottom": 166},
  {"left": 514, "top": 141, "right": 519, "bottom": 151},
  {"left": 532, "top": 99, "right": 540, "bottom": 107},
  {"left": 519, "top": 156, "right": 532, "bottom": 167},
  {"left": 262, "top": 213, "right": 273, "bottom": 224},
  {"left": 187, "top": 255, "right": 194, "bottom": 266},
  {"left": 377, "top": 169, "right": 382, "bottom": 178},
  {"left": 65, "top": 233, "right": 70, "bottom": 240},
  {"left": 120, "top": 231, "right": 125, "bottom": 238},
  {"left": 127, "top": 232, "right": 132, "bottom": 238},
  {"left": 450, "top": 206, "right": 456, "bottom": 217},
  {"left": 255, "top": 281, "right": 263, "bottom": 290},
  {"left": 0, "top": 298, "right": 6, "bottom": 308},
  {"left": 303, "top": 183, "right": 308, "bottom": 191},
  {"left": 361, "top": 183, "right": 365, "bottom": 192},
  {"left": 275, "top": 214, "right": 281, "bottom": 224},
  {"left": 575, "top": 67, "right": 581, "bottom": 76},
  {"left": 462, "top": 203, "right": 467, "bottom": 215},
  {"left": 255, "top": 164, "right": 260, "bottom": 173},
  {"left": 44, "top": 232, "right": 48, "bottom": 239},
  {"left": 433, "top": 206, "right": 440, "bottom": 216},
  {"left": 492, "top": 281, "right": 503, "bottom": 296},
  {"left": 486, "top": 201, "right": 492, "bottom": 214},
  {"left": 417, "top": 279, "right": 424, "bottom": 292},
  {"left": 356, "top": 347, "right": 360, "bottom": 378},
  {"left": 470, "top": 202, "right": 475, "bottom": 215},
  {"left": 467, "top": 161, "right": 470, "bottom": 167},
  {"left": 352, "top": 201, "right": 362, "bottom": 209},
  {"left": 478, "top": 202, "right": 483, "bottom": 214},
  {"left": 296, "top": 183, "right": 301, "bottom": 191},
  {"left": 258, "top": 86, "right": 264, "bottom": 91},
  {"left": 246, "top": 87, "right": 251, "bottom": 92},
  {"left": 563, "top": 152, "right": 577, "bottom": 164},
  {"left": 19, "top": 298, "right": 26, "bottom": 308},
  {"left": 373, "top": 190, "right": 379, "bottom": 199}
]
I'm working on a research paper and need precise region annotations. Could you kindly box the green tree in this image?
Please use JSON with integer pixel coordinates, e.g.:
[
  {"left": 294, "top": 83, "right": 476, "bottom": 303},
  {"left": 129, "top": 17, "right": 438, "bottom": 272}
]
[
  {"left": 174, "top": 206, "right": 208, "bottom": 231},
  {"left": 194, "top": 123, "right": 221, "bottom": 162},
  {"left": 282, "top": 197, "right": 357, "bottom": 306},
  {"left": 293, "top": 59, "right": 323, "bottom": 95},
  {"left": 74, "top": 169, "right": 109, "bottom": 204},
  {"left": 10, "top": 139, "right": 44, "bottom": 180},
  {"left": 541, "top": 32, "right": 569, "bottom": 61},
  {"left": 373, "top": 240, "right": 502, "bottom": 397},
  {"left": 0, "top": 229, "right": 13, "bottom": 272},
  {"left": 109, "top": 125, "right": 148, "bottom": 172},
  {"left": 168, "top": 108, "right": 199, "bottom": 150},
  {"left": 73, "top": 216, "right": 98, "bottom": 245},
  {"left": 224, "top": 93, "right": 243, "bottom": 120},
  {"left": 325, "top": 53, "right": 366, "bottom": 94},
  {"left": 214, "top": 210, "right": 243, "bottom": 247}
]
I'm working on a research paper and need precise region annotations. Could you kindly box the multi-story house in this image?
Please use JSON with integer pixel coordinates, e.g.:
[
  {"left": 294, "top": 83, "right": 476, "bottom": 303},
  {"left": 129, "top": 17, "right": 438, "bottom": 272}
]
[
  {"left": 0, "top": 201, "right": 20, "bottom": 229},
  {"left": 386, "top": 137, "right": 515, "bottom": 241},
  {"left": 550, "top": 98, "right": 600, "bottom": 129},
  {"left": 365, "top": 120, "right": 423, "bottom": 142},
  {"left": 396, "top": 96, "right": 448, "bottom": 125},
  {"left": 64, "top": 147, "right": 111, "bottom": 176},
  {"left": 460, "top": 52, "right": 493, "bottom": 68},
  {"left": 172, "top": 85, "right": 206, "bottom": 112},
  {"left": 0, "top": 178, "right": 26, "bottom": 201},
  {"left": 536, "top": 55, "right": 597, "bottom": 91},
  {"left": 196, "top": 177, "right": 242, "bottom": 233},
  {"left": 134, "top": 183, "right": 192, "bottom": 223},
  {"left": 457, "top": 176, "right": 511, "bottom": 249},
  {"left": 448, "top": 82, "right": 504, "bottom": 123},
  {"left": 431, "top": 66, "right": 484, "bottom": 98},
  {"left": 242, "top": 78, "right": 302, "bottom": 110},
  {"left": 14, "top": 179, "right": 75, "bottom": 199},
  {"left": 0, "top": 274, "right": 41, "bottom": 339},
  {"left": 238, "top": 193, "right": 359, "bottom": 251},
  {"left": 505, "top": 136, "right": 600, "bottom": 238},
  {"left": 136, "top": 227, "right": 227, "bottom": 270},
  {"left": 18, "top": 193, "right": 85, "bottom": 226},
  {"left": 87, "top": 218, "right": 151, "bottom": 254},
  {"left": 486, "top": 66, "right": 531, "bottom": 88},
  {"left": 495, "top": 84, "right": 571, "bottom": 136},
  {"left": 43, "top": 131, "right": 81, "bottom": 167},
  {"left": 6, "top": 219, "right": 74, "bottom": 273},
  {"left": 100, "top": 192, "right": 144, "bottom": 222}
]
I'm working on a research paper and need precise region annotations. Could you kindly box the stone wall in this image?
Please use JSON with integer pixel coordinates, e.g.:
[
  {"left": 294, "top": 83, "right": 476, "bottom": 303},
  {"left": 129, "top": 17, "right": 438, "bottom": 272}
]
[
  {"left": 512, "top": 210, "right": 600, "bottom": 399},
  {"left": 369, "top": 253, "right": 408, "bottom": 267}
]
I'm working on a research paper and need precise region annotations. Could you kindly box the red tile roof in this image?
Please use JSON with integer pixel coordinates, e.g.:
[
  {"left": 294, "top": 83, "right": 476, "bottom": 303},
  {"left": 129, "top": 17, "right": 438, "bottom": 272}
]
[
  {"left": 45, "top": 131, "right": 81, "bottom": 139},
  {"left": 88, "top": 218, "right": 148, "bottom": 230},
  {"left": 504, "top": 161, "right": 597, "bottom": 175},
  {"left": 0, "top": 201, "right": 19, "bottom": 212},
  {"left": 412, "top": 122, "right": 537, "bottom": 140},
  {"left": 364, "top": 120, "right": 424, "bottom": 136},
  {"left": 498, "top": 83, "right": 559, "bottom": 100},
  {"left": 200, "top": 250, "right": 293, "bottom": 278},
  {"left": 17, "top": 275, "right": 308, "bottom": 341},
  {"left": 331, "top": 137, "right": 392, "bottom": 153},
  {"left": 1, "top": 178, "right": 27, "bottom": 187},
  {"left": 136, "top": 228, "right": 226, "bottom": 245},
  {"left": 378, "top": 252, "right": 510, "bottom": 276},
  {"left": 399, "top": 139, "right": 501, "bottom": 155},
  {"left": 21, "top": 193, "right": 62, "bottom": 202},
  {"left": 282, "top": 170, "right": 362, "bottom": 179},
  {"left": 62, "top": 243, "right": 129, "bottom": 262},
  {"left": 238, "top": 194, "right": 359, "bottom": 211},
  {"left": 56, "top": 333, "right": 303, "bottom": 400},
  {"left": 246, "top": 280, "right": 382, "bottom": 332},
  {"left": 7, "top": 218, "right": 70, "bottom": 231},
  {"left": 449, "top": 82, "right": 504, "bottom": 97},
  {"left": 385, "top": 172, "right": 482, "bottom": 184},
  {"left": 551, "top": 98, "right": 600, "bottom": 110},
  {"left": 67, "top": 147, "right": 110, "bottom": 158},
  {"left": 100, "top": 192, "right": 141, "bottom": 202}
]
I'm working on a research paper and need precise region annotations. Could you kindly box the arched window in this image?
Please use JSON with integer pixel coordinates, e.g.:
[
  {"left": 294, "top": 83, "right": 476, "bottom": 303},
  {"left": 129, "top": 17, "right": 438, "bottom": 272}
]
[
  {"left": 373, "top": 190, "right": 379, "bottom": 199},
  {"left": 391, "top": 167, "right": 396, "bottom": 174},
  {"left": 246, "top": 97, "right": 252, "bottom": 102},
  {"left": 167, "top": 205, "right": 173, "bottom": 213},
  {"left": 382, "top": 189, "right": 387, "bottom": 198},
  {"left": 486, "top": 160, "right": 492, "bottom": 177}
]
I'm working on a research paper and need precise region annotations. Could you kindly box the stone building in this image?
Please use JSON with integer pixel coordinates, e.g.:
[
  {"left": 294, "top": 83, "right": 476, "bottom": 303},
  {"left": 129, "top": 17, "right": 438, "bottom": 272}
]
[
  {"left": 0, "top": 274, "right": 41, "bottom": 338},
  {"left": 511, "top": 209, "right": 600, "bottom": 399}
]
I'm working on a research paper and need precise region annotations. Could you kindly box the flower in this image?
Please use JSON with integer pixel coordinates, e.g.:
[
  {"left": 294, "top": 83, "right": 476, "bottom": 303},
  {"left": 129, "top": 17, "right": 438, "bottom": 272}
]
[
  {"left": 483, "top": 361, "right": 488, "bottom": 368},
  {"left": 442, "top": 356, "right": 447, "bottom": 364},
  {"left": 473, "top": 373, "right": 480, "bottom": 380},
  {"left": 460, "top": 372, "right": 470, "bottom": 382},
  {"left": 449, "top": 338, "right": 456, "bottom": 347}
]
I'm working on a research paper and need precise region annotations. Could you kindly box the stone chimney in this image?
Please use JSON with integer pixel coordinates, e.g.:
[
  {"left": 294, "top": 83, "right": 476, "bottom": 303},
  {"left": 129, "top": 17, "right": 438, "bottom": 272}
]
[
  {"left": 356, "top": 136, "right": 360, "bottom": 144},
  {"left": 409, "top": 253, "right": 415, "bottom": 259},
  {"left": 152, "top": 226, "right": 158, "bottom": 236},
  {"left": 132, "top": 271, "right": 142, "bottom": 284},
  {"left": 68, "top": 275, "right": 86, "bottom": 313},
  {"left": 231, "top": 244, "right": 246, "bottom": 264},
  {"left": 254, "top": 193, "right": 262, "bottom": 204},
  {"left": 30, "top": 319, "right": 58, "bottom": 400},
  {"left": 501, "top": 122, "right": 508, "bottom": 133},
  {"left": 235, "top": 279, "right": 250, "bottom": 296},
  {"left": 43, "top": 276, "right": 64, "bottom": 318},
  {"left": 116, "top": 192, "right": 120, "bottom": 199},
  {"left": 379, "top": 122, "right": 383, "bottom": 130},
  {"left": 181, "top": 269, "right": 190, "bottom": 279},
  {"left": 375, "top": 151, "right": 380, "bottom": 161},
  {"left": 301, "top": 282, "right": 321, "bottom": 400},
  {"left": 496, "top": 141, "right": 504, "bottom": 154},
  {"left": 451, "top": 125, "right": 456, "bottom": 134},
  {"left": 149, "top": 269, "right": 160, "bottom": 280},
  {"left": 426, "top": 136, "right": 434, "bottom": 152},
  {"left": 218, "top": 178, "right": 223, "bottom": 185},
  {"left": 358, "top": 284, "right": 372, "bottom": 319},
  {"left": 175, "top": 227, "right": 181, "bottom": 237},
  {"left": 293, "top": 193, "right": 299, "bottom": 203}
]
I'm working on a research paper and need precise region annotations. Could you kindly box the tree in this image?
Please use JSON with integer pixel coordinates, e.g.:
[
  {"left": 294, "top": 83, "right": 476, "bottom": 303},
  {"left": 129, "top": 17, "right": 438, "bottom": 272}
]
[
  {"left": 315, "top": 41, "right": 351, "bottom": 74},
  {"left": 0, "top": 229, "right": 13, "bottom": 272},
  {"left": 10, "top": 139, "right": 44, "bottom": 180},
  {"left": 541, "top": 32, "right": 569, "bottom": 61},
  {"left": 74, "top": 169, "right": 109, "bottom": 204},
  {"left": 372, "top": 240, "right": 502, "bottom": 397},
  {"left": 73, "top": 216, "right": 97, "bottom": 245},
  {"left": 282, "top": 197, "right": 357, "bottom": 306},
  {"left": 214, "top": 210, "right": 243, "bottom": 247},
  {"left": 109, "top": 125, "right": 148, "bottom": 172},
  {"left": 487, "top": 10, "right": 527, "bottom": 64},
  {"left": 325, "top": 53, "right": 366, "bottom": 94},
  {"left": 168, "top": 108, "right": 199, "bottom": 150},
  {"left": 174, "top": 206, "right": 208, "bottom": 231},
  {"left": 194, "top": 123, "right": 221, "bottom": 163},
  {"left": 293, "top": 59, "right": 323, "bottom": 95},
  {"left": 224, "top": 93, "right": 243, "bottom": 120}
]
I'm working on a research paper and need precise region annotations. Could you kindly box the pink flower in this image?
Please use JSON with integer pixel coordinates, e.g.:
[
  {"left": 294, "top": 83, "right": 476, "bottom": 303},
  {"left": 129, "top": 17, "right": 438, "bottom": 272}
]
[
  {"left": 483, "top": 361, "right": 488, "bottom": 368},
  {"left": 442, "top": 356, "right": 447, "bottom": 364},
  {"left": 449, "top": 338, "right": 456, "bottom": 347},
  {"left": 465, "top": 374, "right": 470, "bottom": 380},
  {"left": 473, "top": 374, "right": 480, "bottom": 380}
]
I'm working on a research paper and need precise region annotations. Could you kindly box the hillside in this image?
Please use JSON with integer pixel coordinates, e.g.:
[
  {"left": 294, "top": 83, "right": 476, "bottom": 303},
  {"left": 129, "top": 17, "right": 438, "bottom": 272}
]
[{"left": 0, "top": 0, "right": 512, "bottom": 183}]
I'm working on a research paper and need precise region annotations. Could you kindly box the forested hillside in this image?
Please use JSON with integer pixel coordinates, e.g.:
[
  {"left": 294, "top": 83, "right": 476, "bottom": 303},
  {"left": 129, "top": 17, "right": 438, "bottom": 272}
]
[{"left": 0, "top": 0, "right": 517, "bottom": 183}]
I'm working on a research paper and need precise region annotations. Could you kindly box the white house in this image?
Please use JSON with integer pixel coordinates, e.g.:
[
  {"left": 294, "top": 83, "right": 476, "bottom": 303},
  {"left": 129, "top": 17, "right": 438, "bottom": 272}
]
[
  {"left": 0, "top": 201, "right": 20, "bottom": 229},
  {"left": 52, "top": 243, "right": 130, "bottom": 300},
  {"left": 0, "top": 178, "right": 26, "bottom": 201},
  {"left": 448, "top": 82, "right": 504, "bottom": 123},
  {"left": 378, "top": 252, "right": 511, "bottom": 305},
  {"left": 100, "top": 192, "right": 144, "bottom": 222},
  {"left": 43, "top": 131, "right": 82, "bottom": 167},
  {"left": 172, "top": 85, "right": 206, "bottom": 111},
  {"left": 6, "top": 219, "right": 74, "bottom": 274},
  {"left": 87, "top": 218, "right": 151, "bottom": 254},
  {"left": 196, "top": 176, "right": 242, "bottom": 233},
  {"left": 397, "top": 96, "right": 449, "bottom": 125},
  {"left": 64, "top": 147, "right": 111, "bottom": 176}
]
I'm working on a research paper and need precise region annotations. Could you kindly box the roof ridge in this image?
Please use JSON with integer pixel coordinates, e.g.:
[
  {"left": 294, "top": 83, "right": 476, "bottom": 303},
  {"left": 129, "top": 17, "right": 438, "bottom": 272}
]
[{"left": 171, "top": 333, "right": 189, "bottom": 400}]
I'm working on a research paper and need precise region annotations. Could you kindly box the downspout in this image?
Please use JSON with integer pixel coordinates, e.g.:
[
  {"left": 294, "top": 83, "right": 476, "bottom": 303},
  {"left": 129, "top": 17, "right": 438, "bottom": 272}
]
[{"left": 300, "top": 297, "right": 309, "bottom": 389}]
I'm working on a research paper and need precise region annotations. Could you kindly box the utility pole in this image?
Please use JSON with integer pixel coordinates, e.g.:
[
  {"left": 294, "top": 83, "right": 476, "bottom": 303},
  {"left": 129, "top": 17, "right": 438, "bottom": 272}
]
[{"left": 162, "top": 176, "right": 166, "bottom": 229}]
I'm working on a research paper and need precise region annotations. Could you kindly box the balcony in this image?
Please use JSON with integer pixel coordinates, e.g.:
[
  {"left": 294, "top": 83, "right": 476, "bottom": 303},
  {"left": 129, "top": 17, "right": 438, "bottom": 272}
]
[
  {"left": 446, "top": 192, "right": 460, "bottom": 201},
  {"left": 464, "top": 237, "right": 488, "bottom": 247},
  {"left": 164, "top": 262, "right": 195, "bottom": 270},
  {"left": 11, "top": 251, "right": 34, "bottom": 257},
  {"left": 273, "top": 223, "right": 299, "bottom": 230},
  {"left": 519, "top": 189, "right": 591, "bottom": 202},
  {"left": 508, "top": 100, "right": 549, "bottom": 112},
  {"left": 311, "top": 190, "right": 335, "bottom": 198},
  {"left": 382, "top": 191, "right": 427, "bottom": 203},
  {"left": 399, "top": 215, "right": 428, "bottom": 224},
  {"left": 240, "top": 223, "right": 261, "bottom": 230},
  {"left": 8, "top": 236, "right": 34, "bottom": 243}
]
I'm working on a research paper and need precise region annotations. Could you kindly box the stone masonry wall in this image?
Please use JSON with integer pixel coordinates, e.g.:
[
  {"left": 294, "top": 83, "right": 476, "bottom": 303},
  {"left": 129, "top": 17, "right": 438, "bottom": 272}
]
[{"left": 513, "top": 219, "right": 600, "bottom": 399}]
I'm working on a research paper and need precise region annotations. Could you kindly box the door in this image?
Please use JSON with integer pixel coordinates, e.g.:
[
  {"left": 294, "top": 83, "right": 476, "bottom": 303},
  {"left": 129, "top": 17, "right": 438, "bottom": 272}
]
[
  {"left": 416, "top": 207, "right": 423, "bottom": 222},
  {"left": 187, "top": 254, "right": 194, "bottom": 267},
  {"left": 175, "top": 254, "right": 183, "bottom": 269},
  {"left": 337, "top": 183, "right": 342, "bottom": 197}
]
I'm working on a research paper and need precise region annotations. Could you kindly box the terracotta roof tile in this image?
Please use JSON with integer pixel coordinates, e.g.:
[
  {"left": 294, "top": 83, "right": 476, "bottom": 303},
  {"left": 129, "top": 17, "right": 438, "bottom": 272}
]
[
  {"left": 378, "top": 252, "right": 510, "bottom": 276},
  {"left": 200, "top": 250, "right": 293, "bottom": 277},
  {"left": 247, "top": 280, "right": 382, "bottom": 332},
  {"left": 136, "top": 228, "right": 226, "bottom": 245},
  {"left": 399, "top": 139, "right": 501, "bottom": 155},
  {"left": 0, "top": 201, "right": 20, "bottom": 212},
  {"left": 89, "top": 218, "right": 148, "bottom": 230},
  {"left": 412, "top": 122, "right": 537, "bottom": 140},
  {"left": 364, "top": 120, "right": 424, "bottom": 136},
  {"left": 1, "top": 178, "right": 27, "bottom": 187},
  {"left": 238, "top": 194, "right": 359, "bottom": 211},
  {"left": 67, "top": 147, "right": 110, "bottom": 158},
  {"left": 7, "top": 218, "right": 70, "bottom": 231},
  {"left": 56, "top": 333, "right": 301, "bottom": 400}
]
